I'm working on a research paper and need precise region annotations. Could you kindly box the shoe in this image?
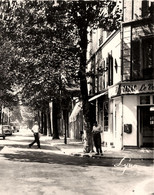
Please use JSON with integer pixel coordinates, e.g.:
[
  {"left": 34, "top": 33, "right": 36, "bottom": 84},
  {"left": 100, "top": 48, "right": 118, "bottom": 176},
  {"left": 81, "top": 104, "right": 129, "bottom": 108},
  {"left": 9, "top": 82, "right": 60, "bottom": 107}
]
[
  {"left": 28, "top": 145, "right": 31, "bottom": 148},
  {"left": 100, "top": 153, "right": 103, "bottom": 156},
  {"left": 95, "top": 153, "right": 99, "bottom": 155}
]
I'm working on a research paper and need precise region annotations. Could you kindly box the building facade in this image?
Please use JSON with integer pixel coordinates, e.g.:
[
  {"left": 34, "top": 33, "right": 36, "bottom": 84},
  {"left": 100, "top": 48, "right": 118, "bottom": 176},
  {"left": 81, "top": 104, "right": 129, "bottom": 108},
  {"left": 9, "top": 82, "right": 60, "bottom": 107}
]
[{"left": 87, "top": 0, "right": 154, "bottom": 149}]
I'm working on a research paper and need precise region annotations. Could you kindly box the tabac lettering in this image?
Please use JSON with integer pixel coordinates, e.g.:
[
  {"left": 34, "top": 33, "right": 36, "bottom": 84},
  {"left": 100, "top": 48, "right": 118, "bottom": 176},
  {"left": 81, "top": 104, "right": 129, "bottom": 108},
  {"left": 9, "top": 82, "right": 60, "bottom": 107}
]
[
  {"left": 122, "top": 85, "right": 137, "bottom": 93},
  {"left": 121, "top": 82, "right": 154, "bottom": 95},
  {"left": 148, "top": 84, "right": 154, "bottom": 90},
  {"left": 139, "top": 84, "right": 147, "bottom": 91}
]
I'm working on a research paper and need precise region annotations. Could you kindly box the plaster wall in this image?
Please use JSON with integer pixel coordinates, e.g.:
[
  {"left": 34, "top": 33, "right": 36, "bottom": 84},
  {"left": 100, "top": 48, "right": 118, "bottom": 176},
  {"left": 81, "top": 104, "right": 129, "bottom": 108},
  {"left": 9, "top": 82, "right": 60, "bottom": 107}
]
[{"left": 123, "top": 95, "right": 138, "bottom": 146}]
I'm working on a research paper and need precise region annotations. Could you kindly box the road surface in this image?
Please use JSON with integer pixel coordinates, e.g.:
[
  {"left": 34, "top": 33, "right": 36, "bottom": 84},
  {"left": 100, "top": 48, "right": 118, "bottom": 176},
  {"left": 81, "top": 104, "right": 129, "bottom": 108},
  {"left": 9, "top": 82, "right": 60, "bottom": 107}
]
[{"left": 0, "top": 129, "right": 153, "bottom": 195}]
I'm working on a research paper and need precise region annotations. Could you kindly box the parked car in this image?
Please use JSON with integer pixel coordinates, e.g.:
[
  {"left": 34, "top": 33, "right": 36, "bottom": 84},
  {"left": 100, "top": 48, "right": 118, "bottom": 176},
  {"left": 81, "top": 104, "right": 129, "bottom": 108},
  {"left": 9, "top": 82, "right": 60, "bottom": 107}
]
[
  {"left": 2, "top": 125, "right": 12, "bottom": 136},
  {"left": 0, "top": 125, "right": 5, "bottom": 139}
]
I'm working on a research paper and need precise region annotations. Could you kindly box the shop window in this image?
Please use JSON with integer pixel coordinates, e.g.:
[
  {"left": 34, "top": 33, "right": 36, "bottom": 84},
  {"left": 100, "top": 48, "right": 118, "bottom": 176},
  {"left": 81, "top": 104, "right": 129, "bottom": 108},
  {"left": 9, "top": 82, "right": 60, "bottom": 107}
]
[
  {"left": 140, "top": 96, "right": 150, "bottom": 104},
  {"left": 150, "top": 112, "right": 154, "bottom": 124}
]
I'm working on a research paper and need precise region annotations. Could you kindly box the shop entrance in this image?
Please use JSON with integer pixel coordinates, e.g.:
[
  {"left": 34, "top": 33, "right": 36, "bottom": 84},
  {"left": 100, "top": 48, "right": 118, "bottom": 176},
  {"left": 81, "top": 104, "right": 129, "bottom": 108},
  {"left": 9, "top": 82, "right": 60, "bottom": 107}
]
[{"left": 138, "top": 106, "right": 154, "bottom": 147}]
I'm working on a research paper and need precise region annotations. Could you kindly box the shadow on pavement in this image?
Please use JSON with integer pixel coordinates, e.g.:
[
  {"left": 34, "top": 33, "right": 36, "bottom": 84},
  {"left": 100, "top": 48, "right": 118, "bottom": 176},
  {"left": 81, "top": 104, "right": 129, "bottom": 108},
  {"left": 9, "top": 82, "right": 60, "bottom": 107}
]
[
  {"left": 1, "top": 149, "right": 153, "bottom": 168},
  {"left": 1, "top": 149, "right": 118, "bottom": 167}
]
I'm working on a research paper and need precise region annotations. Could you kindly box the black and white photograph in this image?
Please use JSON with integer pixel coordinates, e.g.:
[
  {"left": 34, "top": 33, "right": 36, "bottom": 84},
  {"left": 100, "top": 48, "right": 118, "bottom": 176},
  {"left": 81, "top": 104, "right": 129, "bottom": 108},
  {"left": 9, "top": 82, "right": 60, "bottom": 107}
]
[{"left": 0, "top": 0, "right": 154, "bottom": 194}]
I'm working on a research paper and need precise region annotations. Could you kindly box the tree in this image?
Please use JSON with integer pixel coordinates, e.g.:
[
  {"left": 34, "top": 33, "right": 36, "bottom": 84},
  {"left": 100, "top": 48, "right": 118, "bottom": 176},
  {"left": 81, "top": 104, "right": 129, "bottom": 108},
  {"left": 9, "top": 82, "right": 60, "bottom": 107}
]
[
  {"left": 0, "top": 0, "right": 121, "bottom": 150},
  {"left": 54, "top": 0, "right": 122, "bottom": 152},
  {"left": 0, "top": 0, "right": 80, "bottom": 137},
  {"left": 0, "top": 1, "right": 21, "bottom": 111}
]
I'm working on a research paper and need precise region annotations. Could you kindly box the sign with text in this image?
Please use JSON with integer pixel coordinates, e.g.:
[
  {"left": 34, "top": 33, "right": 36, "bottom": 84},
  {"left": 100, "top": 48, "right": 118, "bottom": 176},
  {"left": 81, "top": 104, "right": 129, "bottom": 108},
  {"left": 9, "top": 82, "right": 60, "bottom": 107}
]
[
  {"left": 108, "top": 80, "right": 154, "bottom": 98},
  {"left": 121, "top": 81, "right": 154, "bottom": 95}
]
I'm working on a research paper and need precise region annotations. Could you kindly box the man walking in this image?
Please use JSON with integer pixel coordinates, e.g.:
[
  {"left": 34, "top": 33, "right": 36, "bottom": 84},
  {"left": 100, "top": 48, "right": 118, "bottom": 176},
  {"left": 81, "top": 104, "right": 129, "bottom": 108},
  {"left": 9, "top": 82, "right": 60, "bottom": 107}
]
[{"left": 29, "top": 121, "right": 41, "bottom": 149}]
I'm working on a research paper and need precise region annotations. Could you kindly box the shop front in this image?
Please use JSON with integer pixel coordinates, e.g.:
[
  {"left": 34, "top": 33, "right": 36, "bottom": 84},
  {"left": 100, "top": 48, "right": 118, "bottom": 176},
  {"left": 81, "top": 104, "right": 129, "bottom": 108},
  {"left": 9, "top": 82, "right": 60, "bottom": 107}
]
[
  {"left": 89, "top": 92, "right": 110, "bottom": 147},
  {"left": 109, "top": 80, "right": 154, "bottom": 149}
]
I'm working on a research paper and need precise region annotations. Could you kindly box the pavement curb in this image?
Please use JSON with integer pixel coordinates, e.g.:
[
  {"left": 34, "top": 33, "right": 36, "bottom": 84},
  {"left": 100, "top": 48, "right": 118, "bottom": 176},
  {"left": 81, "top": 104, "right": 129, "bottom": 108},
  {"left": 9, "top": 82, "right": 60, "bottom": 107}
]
[
  {"left": 54, "top": 144, "right": 154, "bottom": 160},
  {"left": 71, "top": 153, "right": 154, "bottom": 160},
  {"left": 56, "top": 147, "right": 154, "bottom": 160},
  {"left": 43, "top": 138, "right": 154, "bottom": 160}
]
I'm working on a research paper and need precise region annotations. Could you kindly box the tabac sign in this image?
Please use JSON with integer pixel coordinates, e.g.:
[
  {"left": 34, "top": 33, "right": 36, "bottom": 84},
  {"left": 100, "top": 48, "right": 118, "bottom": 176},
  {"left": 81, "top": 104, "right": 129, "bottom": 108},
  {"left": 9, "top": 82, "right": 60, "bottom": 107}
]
[
  {"left": 121, "top": 80, "right": 154, "bottom": 95},
  {"left": 108, "top": 80, "right": 154, "bottom": 98}
]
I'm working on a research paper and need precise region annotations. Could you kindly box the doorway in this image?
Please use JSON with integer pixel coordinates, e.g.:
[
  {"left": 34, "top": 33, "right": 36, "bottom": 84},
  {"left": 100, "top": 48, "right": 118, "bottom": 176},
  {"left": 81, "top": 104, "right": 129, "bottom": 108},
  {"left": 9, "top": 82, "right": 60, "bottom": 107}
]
[{"left": 138, "top": 106, "right": 154, "bottom": 147}]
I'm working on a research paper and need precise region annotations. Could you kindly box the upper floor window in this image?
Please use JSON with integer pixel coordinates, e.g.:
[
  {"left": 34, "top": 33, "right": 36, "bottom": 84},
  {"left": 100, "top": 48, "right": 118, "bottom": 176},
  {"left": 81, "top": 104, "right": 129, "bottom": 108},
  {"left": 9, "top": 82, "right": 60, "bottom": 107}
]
[
  {"left": 132, "top": 36, "right": 154, "bottom": 80},
  {"left": 142, "top": 1, "right": 154, "bottom": 18}
]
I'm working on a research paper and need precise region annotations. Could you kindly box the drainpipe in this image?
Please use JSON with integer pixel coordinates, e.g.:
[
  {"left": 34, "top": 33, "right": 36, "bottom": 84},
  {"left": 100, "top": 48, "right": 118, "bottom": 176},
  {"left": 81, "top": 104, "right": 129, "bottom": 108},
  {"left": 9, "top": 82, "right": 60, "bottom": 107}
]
[
  {"left": 121, "top": 95, "right": 124, "bottom": 150},
  {"left": 121, "top": 0, "right": 124, "bottom": 150},
  {"left": 121, "top": 0, "right": 124, "bottom": 82}
]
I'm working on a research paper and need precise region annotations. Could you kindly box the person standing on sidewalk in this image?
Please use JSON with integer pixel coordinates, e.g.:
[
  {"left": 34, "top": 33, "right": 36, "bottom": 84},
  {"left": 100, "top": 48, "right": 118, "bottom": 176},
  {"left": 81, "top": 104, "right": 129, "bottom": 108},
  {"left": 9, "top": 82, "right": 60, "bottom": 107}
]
[
  {"left": 92, "top": 121, "right": 103, "bottom": 155},
  {"left": 29, "top": 121, "right": 41, "bottom": 149}
]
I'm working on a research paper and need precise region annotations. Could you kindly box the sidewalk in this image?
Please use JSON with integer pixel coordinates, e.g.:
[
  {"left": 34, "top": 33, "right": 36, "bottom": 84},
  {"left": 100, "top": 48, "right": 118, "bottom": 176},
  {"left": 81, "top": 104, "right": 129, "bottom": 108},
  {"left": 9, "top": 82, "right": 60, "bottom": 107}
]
[{"left": 41, "top": 136, "right": 154, "bottom": 160}]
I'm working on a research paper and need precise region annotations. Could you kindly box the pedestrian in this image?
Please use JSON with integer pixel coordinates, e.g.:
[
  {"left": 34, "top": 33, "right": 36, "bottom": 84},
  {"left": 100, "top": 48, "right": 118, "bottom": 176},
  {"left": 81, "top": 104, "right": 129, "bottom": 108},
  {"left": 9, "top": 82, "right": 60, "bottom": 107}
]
[
  {"left": 92, "top": 121, "right": 103, "bottom": 155},
  {"left": 29, "top": 121, "right": 41, "bottom": 149}
]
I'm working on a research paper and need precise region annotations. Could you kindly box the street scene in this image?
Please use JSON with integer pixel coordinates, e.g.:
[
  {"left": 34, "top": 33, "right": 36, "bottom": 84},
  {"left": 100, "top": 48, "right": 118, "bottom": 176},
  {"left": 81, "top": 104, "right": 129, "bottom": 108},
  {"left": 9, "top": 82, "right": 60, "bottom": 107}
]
[
  {"left": 0, "top": 129, "right": 153, "bottom": 195},
  {"left": 0, "top": 0, "right": 154, "bottom": 195}
]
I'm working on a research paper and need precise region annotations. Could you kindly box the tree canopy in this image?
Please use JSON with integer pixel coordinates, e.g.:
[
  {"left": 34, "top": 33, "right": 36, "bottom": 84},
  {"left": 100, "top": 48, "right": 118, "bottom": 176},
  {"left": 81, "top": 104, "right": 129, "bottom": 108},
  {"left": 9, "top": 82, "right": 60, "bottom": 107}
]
[
  {"left": 0, "top": 0, "right": 122, "bottom": 150},
  {"left": 0, "top": 0, "right": 121, "bottom": 108},
  {"left": 0, "top": 0, "right": 80, "bottom": 110}
]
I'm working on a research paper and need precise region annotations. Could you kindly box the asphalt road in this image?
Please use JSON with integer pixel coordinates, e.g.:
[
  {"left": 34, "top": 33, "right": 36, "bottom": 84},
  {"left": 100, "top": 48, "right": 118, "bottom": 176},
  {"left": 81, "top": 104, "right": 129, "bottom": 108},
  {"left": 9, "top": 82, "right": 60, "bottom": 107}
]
[{"left": 0, "top": 129, "right": 153, "bottom": 195}]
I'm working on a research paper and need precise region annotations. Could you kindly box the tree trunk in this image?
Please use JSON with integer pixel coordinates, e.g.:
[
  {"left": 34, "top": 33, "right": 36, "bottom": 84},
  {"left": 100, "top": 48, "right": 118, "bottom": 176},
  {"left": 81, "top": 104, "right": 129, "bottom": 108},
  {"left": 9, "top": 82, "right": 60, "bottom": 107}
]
[
  {"left": 49, "top": 101, "right": 53, "bottom": 136},
  {"left": 52, "top": 99, "right": 60, "bottom": 139},
  {"left": 47, "top": 108, "right": 51, "bottom": 136},
  {"left": 43, "top": 112, "right": 47, "bottom": 135},
  {"left": 63, "top": 110, "right": 69, "bottom": 144},
  {"left": 83, "top": 121, "right": 93, "bottom": 152},
  {"left": 40, "top": 111, "right": 44, "bottom": 134},
  {"left": 79, "top": 26, "right": 93, "bottom": 153}
]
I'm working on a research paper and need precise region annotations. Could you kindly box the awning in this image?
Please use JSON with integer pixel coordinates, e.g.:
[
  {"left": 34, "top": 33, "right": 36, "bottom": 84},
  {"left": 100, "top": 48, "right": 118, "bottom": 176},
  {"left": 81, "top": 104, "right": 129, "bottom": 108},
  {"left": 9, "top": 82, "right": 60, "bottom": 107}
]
[
  {"left": 69, "top": 101, "right": 82, "bottom": 123},
  {"left": 88, "top": 91, "right": 107, "bottom": 102}
]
